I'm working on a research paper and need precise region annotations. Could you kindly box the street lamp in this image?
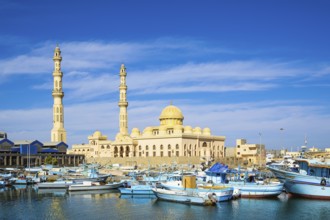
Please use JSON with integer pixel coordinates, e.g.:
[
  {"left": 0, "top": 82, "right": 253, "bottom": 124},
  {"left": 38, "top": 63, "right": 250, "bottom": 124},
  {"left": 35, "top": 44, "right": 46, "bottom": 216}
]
[
  {"left": 259, "top": 132, "right": 262, "bottom": 168},
  {"left": 280, "top": 128, "right": 284, "bottom": 155}
]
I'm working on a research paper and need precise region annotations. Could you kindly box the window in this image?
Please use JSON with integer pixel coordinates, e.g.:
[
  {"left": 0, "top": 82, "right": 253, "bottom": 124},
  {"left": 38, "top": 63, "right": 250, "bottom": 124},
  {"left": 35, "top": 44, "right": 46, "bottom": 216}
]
[
  {"left": 167, "top": 129, "right": 174, "bottom": 134},
  {"left": 176, "top": 144, "right": 179, "bottom": 149},
  {"left": 146, "top": 145, "right": 149, "bottom": 150},
  {"left": 153, "top": 145, "right": 156, "bottom": 150},
  {"left": 160, "top": 145, "right": 163, "bottom": 150},
  {"left": 153, "top": 152, "right": 156, "bottom": 156}
]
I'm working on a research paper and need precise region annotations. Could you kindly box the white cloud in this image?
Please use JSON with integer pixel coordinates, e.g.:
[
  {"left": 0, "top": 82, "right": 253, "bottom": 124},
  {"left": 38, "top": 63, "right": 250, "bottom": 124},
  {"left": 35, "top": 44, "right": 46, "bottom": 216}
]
[
  {"left": 2, "top": 99, "right": 330, "bottom": 149},
  {"left": 1, "top": 38, "right": 330, "bottom": 150}
]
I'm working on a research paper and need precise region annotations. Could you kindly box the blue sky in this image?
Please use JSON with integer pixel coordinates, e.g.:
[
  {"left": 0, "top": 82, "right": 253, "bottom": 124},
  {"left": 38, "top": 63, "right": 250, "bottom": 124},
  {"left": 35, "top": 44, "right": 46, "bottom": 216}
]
[{"left": 1, "top": 0, "right": 330, "bottom": 150}]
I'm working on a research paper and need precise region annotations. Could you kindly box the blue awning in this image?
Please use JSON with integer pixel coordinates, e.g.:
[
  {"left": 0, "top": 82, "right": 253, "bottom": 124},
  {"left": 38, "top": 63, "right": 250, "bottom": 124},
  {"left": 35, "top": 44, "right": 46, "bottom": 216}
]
[
  {"left": 41, "top": 149, "right": 58, "bottom": 153},
  {"left": 206, "top": 162, "right": 229, "bottom": 173}
]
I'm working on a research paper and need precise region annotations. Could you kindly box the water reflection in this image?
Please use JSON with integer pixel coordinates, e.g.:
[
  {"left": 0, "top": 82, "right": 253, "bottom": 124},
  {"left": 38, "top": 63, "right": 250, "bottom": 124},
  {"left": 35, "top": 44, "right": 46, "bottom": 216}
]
[{"left": 0, "top": 188, "right": 329, "bottom": 220}]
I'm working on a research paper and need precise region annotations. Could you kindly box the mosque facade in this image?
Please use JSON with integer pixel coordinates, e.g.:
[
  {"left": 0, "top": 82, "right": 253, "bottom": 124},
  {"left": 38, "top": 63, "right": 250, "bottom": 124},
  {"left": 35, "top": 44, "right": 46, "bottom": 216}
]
[{"left": 68, "top": 64, "right": 226, "bottom": 164}]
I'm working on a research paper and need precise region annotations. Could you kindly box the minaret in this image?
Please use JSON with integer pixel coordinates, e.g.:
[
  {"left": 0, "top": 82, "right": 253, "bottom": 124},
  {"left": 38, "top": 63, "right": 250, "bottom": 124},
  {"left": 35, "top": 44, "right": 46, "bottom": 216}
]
[
  {"left": 118, "top": 64, "right": 128, "bottom": 136},
  {"left": 51, "top": 45, "right": 67, "bottom": 142}
]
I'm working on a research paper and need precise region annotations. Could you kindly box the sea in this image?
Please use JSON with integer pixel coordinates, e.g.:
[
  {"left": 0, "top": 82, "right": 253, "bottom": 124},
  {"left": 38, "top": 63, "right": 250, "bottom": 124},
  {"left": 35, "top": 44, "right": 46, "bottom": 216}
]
[{"left": 0, "top": 186, "right": 329, "bottom": 220}]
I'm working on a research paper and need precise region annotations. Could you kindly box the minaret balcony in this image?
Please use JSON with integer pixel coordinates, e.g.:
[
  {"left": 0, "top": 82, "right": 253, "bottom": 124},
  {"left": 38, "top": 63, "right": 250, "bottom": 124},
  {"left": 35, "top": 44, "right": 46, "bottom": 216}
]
[
  {"left": 53, "top": 56, "right": 62, "bottom": 61},
  {"left": 53, "top": 71, "right": 63, "bottom": 76},
  {"left": 118, "top": 101, "right": 128, "bottom": 107},
  {"left": 52, "top": 90, "right": 64, "bottom": 97}
]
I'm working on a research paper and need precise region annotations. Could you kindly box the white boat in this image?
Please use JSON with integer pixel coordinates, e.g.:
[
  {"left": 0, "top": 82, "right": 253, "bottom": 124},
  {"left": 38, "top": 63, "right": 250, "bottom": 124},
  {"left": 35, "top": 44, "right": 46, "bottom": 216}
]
[
  {"left": 161, "top": 175, "right": 233, "bottom": 202},
  {"left": 68, "top": 180, "right": 126, "bottom": 191},
  {"left": 205, "top": 163, "right": 283, "bottom": 198},
  {"left": 224, "top": 181, "right": 284, "bottom": 198},
  {"left": 119, "top": 184, "right": 153, "bottom": 195},
  {"left": 267, "top": 158, "right": 330, "bottom": 199},
  {"left": 152, "top": 188, "right": 217, "bottom": 206},
  {"left": 0, "top": 180, "right": 5, "bottom": 187},
  {"left": 36, "top": 180, "right": 75, "bottom": 189},
  {"left": 268, "top": 155, "right": 299, "bottom": 171},
  {"left": 10, "top": 177, "right": 34, "bottom": 185}
]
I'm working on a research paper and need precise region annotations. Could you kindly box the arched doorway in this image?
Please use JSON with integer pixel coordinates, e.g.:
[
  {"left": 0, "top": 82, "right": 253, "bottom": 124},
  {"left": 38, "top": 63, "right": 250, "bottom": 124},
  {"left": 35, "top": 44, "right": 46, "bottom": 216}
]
[{"left": 126, "top": 146, "right": 130, "bottom": 157}]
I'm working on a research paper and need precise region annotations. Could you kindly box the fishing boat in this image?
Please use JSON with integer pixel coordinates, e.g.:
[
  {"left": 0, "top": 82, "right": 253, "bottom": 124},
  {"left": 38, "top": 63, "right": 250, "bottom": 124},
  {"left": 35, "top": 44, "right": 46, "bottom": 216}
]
[
  {"left": 36, "top": 180, "right": 75, "bottom": 189},
  {"left": 119, "top": 184, "right": 153, "bottom": 195},
  {"left": 161, "top": 175, "right": 234, "bottom": 202},
  {"left": 152, "top": 188, "right": 217, "bottom": 206},
  {"left": 68, "top": 180, "right": 126, "bottom": 191},
  {"left": 10, "top": 176, "right": 34, "bottom": 185},
  {"left": 205, "top": 163, "right": 283, "bottom": 198},
  {"left": 225, "top": 181, "right": 283, "bottom": 198},
  {"left": 267, "top": 158, "right": 330, "bottom": 199}
]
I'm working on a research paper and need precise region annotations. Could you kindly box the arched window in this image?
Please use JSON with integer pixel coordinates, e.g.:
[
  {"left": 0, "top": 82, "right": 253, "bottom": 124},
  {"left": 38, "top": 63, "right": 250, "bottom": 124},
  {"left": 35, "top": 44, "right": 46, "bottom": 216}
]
[
  {"left": 202, "top": 142, "right": 207, "bottom": 147},
  {"left": 126, "top": 146, "right": 130, "bottom": 157},
  {"left": 107, "top": 145, "right": 110, "bottom": 149},
  {"left": 120, "top": 146, "right": 124, "bottom": 157},
  {"left": 101, "top": 145, "right": 105, "bottom": 149},
  {"left": 114, "top": 147, "right": 118, "bottom": 158}
]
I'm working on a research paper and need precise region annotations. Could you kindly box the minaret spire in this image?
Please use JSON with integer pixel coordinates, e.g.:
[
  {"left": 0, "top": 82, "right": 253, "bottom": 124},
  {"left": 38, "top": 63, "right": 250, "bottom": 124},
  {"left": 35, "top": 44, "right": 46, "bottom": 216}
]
[
  {"left": 51, "top": 45, "right": 67, "bottom": 142},
  {"left": 118, "top": 64, "right": 128, "bottom": 135}
]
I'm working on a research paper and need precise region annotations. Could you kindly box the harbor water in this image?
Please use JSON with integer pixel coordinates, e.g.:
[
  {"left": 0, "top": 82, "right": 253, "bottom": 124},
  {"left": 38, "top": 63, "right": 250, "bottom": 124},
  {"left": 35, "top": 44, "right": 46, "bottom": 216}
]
[{"left": 0, "top": 186, "right": 329, "bottom": 220}]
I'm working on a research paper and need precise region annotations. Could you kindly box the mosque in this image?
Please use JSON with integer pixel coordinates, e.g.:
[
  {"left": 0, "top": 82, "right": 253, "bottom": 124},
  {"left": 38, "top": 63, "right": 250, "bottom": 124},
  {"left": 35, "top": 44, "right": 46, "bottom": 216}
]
[{"left": 66, "top": 52, "right": 226, "bottom": 166}]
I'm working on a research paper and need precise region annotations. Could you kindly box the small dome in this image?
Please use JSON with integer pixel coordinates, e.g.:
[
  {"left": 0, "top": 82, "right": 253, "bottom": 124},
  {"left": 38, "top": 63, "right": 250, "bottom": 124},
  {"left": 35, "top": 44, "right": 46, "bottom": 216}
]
[
  {"left": 143, "top": 127, "right": 153, "bottom": 135},
  {"left": 203, "top": 128, "right": 211, "bottom": 136},
  {"left": 131, "top": 128, "right": 140, "bottom": 138},
  {"left": 93, "top": 130, "right": 102, "bottom": 137},
  {"left": 131, "top": 128, "right": 140, "bottom": 133},
  {"left": 184, "top": 126, "right": 193, "bottom": 134},
  {"left": 193, "top": 127, "right": 202, "bottom": 135},
  {"left": 159, "top": 104, "right": 184, "bottom": 120}
]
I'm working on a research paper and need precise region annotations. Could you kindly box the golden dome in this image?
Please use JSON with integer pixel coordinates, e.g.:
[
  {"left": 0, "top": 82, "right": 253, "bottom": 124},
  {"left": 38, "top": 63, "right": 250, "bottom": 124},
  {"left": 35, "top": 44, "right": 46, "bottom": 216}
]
[
  {"left": 159, "top": 104, "right": 184, "bottom": 120},
  {"left": 93, "top": 130, "right": 102, "bottom": 137}
]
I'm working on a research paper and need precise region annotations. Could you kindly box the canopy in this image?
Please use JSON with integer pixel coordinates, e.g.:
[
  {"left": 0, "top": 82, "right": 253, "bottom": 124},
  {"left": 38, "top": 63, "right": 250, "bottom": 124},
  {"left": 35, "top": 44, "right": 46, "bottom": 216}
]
[{"left": 207, "top": 163, "right": 229, "bottom": 173}]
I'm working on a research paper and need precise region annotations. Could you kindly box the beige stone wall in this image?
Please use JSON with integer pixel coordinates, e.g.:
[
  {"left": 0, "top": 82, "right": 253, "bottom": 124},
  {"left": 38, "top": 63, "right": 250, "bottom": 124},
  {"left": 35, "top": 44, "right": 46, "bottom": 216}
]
[{"left": 87, "top": 156, "right": 204, "bottom": 169}]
